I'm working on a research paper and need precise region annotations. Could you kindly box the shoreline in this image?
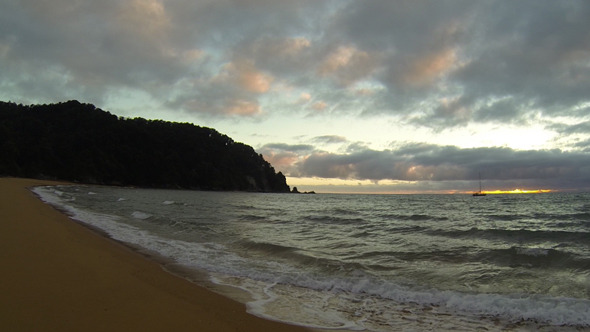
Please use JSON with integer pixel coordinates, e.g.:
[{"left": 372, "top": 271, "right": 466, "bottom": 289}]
[{"left": 0, "top": 177, "right": 310, "bottom": 331}]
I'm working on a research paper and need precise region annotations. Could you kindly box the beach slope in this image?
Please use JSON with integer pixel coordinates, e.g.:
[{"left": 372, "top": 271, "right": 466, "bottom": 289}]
[{"left": 0, "top": 178, "right": 308, "bottom": 332}]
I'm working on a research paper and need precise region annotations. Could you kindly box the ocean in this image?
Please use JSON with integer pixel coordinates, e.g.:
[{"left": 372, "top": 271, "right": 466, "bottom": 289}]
[{"left": 33, "top": 185, "right": 590, "bottom": 331}]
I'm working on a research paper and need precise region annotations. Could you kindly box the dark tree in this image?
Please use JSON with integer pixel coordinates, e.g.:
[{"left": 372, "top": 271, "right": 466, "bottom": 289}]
[{"left": 0, "top": 100, "right": 291, "bottom": 192}]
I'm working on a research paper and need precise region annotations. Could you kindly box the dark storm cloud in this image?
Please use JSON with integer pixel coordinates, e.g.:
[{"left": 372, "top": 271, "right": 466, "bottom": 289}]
[
  {"left": 451, "top": 2, "right": 590, "bottom": 123},
  {"left": 258, "top": 138, "right": 590, "bottom": 190},
  {"left": 321, "top": 0, "right": 590, "bottom": 129},
  {"left": 551, "top": 121, "right": 590, "bottom": 135},
  {"left": 296, "top": 143, "right": 590, "bottom": 190},
  {"left": 1, "top": 0, "right": 200, "bottom": 105},
  {"left": 573, "top": 139, "right": 590, "bottom": 153},
  {"left": 3, "top": 0, "right": 589, "bottom": 125},
  {"left": 261, "top": 143, "right": 315, "bottom": 153},
  {"left": 257, "top": 142, "right": 316, "bottom": 176},
  {"left": 312, "top": 135, "right": 348, "bottom": 144}
]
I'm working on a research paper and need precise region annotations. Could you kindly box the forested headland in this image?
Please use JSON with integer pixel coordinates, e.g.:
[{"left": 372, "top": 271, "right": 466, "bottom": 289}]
[{"left": 0, "top": 100, "right": 290, "bottom": 192}]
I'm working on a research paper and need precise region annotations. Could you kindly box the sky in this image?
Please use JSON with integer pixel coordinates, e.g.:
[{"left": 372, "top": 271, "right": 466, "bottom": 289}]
[{"left": 2, "top": 0, "right": 590, "bottom": 193}]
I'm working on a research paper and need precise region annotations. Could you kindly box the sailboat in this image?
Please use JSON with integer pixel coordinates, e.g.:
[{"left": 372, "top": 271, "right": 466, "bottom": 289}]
[{"left": 473, "top": 173, "right": 486, "bottom": 196}]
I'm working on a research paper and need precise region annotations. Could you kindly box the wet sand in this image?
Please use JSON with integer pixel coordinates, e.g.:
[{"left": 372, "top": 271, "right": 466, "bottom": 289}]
[{"left": 0, "top": 178, "right": 310, "bottom": 332}]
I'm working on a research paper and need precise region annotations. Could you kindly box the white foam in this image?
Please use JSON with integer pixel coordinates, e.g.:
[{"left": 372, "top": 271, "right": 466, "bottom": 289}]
[
  {"left": 33, "top": 186, "right": 66, "bottom": 205},
  {"left": 32, "top": 186, "right": 137, "bottom": 242},
  {"left": 211, "top": 276, "right": 365, "bottom": 330},
  {"left": 131, "top": 211, "right": 152, "bottom": 220},
  {"left": 198, "top": 256, "right": 590, "bottom": 328},
  {"left": 162, "top": 201, "right": 175, "bottom": 205}
]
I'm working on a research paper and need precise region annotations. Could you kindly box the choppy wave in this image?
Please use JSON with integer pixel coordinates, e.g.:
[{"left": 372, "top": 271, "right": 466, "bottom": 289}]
[
  {"left": 434, "top": 227, "right": 590, "bottom": 245},
  {"left": 377, "top": 213, "right": 449, "bottom": 221},
  {"left": 304, "top": 214, "right": 366, "bottom": 225},
  {"left": 32, "top": 186, "right": 590, "bottom": 329},
  {"left": 476, "top": 246, "right": 590, "bottom": 270}
]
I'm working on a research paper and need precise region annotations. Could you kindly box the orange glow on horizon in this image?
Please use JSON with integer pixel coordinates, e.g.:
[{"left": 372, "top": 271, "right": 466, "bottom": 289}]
[{"left": 479, "top": 189, "right": 552, "bottom": 194}]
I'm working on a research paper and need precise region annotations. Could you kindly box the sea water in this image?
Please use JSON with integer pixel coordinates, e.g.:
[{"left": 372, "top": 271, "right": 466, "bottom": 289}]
[{"left": 33, "top": 185, "right": 590, "bottom": 331}]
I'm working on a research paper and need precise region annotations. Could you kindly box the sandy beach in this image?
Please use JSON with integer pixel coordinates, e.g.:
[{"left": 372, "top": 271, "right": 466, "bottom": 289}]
[{"left": 0, "top": 178, "right": 310, "bottom": 332}]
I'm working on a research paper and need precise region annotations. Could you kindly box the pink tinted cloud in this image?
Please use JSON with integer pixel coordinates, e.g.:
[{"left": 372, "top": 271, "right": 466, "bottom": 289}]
[{"left": 404, "top": 47, "right": 457, "bottom": 86}]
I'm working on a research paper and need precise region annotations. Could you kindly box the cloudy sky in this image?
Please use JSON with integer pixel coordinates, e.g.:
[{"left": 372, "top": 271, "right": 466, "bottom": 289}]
[{"left": 2, "top": 0, "right": 590, "bottom": 193}]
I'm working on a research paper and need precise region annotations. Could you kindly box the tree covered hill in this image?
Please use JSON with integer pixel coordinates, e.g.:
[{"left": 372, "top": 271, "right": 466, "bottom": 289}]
[{"left": 0, "top": 100, "right": 290, "bottom": 192}]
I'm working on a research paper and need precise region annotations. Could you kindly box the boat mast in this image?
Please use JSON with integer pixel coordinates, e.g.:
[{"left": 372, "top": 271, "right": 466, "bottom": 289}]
[{"left": 478, "top": 172, "right": 482, "bottom": 193}]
